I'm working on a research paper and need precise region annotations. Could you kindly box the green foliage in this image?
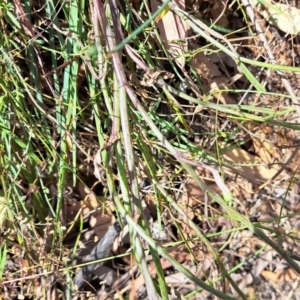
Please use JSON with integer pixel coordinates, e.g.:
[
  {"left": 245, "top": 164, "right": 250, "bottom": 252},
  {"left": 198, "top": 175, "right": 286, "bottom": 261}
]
[{"left": 0, "top": 0, "right": 300, "bottom": 299}]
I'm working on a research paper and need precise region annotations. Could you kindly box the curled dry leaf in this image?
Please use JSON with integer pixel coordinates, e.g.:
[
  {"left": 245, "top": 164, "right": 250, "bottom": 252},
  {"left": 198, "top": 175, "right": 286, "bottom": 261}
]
[
  {"left": 249, "top": 0, "right": 300, "bottom": 35},
  {"left": 151, "top": 0, "right": 188, "bottom": 68}
]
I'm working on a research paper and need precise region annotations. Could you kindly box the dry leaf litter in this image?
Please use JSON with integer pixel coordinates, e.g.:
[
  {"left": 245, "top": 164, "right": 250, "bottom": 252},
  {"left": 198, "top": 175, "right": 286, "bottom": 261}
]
[{"left": 3, "top": 0, "right": 300, "bottom": 299}]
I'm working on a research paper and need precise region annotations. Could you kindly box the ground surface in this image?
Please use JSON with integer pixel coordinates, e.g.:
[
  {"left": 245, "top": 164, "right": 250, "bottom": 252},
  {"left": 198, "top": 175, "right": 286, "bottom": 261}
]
[{"left": 2, "top": 0, "right": 300, "bottom": 299}]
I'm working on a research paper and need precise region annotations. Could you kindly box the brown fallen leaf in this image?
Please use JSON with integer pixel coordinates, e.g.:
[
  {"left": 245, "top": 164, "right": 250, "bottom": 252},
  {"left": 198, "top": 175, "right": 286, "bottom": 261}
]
[
  {"left": 192, "top": 52, "right": 222, "bottom": 79},
  {"left": 204, "top": 76, "right": 236, "bottom": 104},
  {"left": 261, "top": 268, "right": 298, "bottom": 283},
  {"left": 65, "top": 193, "right": 105, "bottom": 222},
  {"left": 151, "top": 0, "right": 188, "bottom": 68},
  {"left": 252, "top": 132, "right": 280, "bottom": 165},
  {"left": 253, "top": 140, "right": 273, "bottom": 165},
  {"left": 249, "top": 0, "right": 300, "bottom": 35},
  {"left": 221, "top": 147, "right": 284, "bottom": 184},
  {"left": 177, "top": 179, "right": 220, "bottom": 219},
  {"left": 65, "top": 179, "right": 114, "bottom": 222},
  {"left": 192, "top": 52, "right": 236, "bottom": 104}
]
